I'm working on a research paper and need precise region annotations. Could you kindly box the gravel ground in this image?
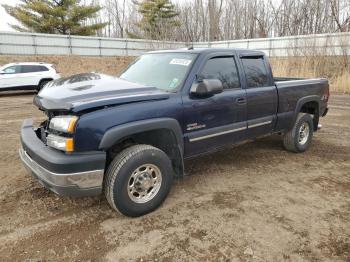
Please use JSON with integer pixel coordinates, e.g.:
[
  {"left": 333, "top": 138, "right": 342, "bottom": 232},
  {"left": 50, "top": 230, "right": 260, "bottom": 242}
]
[{"left": 0, "top": 92, "right": 349, "bottom": 262}]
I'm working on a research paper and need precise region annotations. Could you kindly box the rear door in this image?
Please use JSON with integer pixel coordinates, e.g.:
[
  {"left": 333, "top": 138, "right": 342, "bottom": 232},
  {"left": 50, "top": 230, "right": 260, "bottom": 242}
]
[
  {"left": 21, "top": 65, "right": 49, "bottom": 86},
  {"left": 240, "top": 55, "right": 278, "bottom": 138},
  {"left": 183, "top": 53, "right": 247, "bottom": 157}
]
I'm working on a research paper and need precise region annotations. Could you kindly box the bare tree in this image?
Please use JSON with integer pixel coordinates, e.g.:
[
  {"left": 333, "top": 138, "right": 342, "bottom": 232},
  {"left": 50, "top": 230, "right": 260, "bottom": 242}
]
[{"left": 97, "top": 0, "right": 350, "bottom": 42}]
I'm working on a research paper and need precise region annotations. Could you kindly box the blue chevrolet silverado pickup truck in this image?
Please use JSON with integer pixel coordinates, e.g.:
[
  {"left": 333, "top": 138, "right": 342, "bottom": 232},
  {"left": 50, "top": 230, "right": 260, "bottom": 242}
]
[{"left": 20, "top": 48, "right": 329, "bottom": 217}]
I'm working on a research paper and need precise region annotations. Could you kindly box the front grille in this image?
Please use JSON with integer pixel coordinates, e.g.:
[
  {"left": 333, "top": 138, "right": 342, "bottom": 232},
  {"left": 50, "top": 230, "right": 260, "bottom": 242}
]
[
  {"left": 40, "top": 126, "right": 47, "bottom": 144},
  {"left": 35, "top": 118, "right": 49, "bottom": 144},
  {"left": 35, "top": 111, "right": 72, "bottom": 143}
]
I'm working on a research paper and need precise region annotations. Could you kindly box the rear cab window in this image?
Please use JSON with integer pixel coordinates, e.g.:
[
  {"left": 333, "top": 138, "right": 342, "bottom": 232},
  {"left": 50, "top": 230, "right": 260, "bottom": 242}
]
[{"left": 241, "top": 57, "right": 269, "bottom": 88}]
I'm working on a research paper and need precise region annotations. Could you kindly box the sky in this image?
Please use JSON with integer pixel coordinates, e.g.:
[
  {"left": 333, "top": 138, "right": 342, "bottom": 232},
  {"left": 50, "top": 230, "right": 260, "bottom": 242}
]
[
  {"left": 0, "top": 0, "right": 191, "bottom": 32},
  {"left": 0, "top": 0, "right": 20, "bottom": 31}
]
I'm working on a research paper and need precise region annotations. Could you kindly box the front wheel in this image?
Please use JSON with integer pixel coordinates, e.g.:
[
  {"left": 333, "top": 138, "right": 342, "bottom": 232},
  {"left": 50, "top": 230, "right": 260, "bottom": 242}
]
[
  {"left": 104, "top": 144, "right": 173, "bottom": 217},
  {"left": 283, "top": 113, "right": 314, "bottom": 153}
]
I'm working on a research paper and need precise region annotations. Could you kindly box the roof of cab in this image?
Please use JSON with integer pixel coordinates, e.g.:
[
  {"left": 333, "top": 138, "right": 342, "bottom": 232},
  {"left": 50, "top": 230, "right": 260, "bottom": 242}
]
[{"left": 149, "top": 47, "right": 266, "bottom": 57}]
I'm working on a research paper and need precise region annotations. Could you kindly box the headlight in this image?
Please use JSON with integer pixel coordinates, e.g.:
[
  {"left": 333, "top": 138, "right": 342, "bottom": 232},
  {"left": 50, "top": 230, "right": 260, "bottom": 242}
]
[
  {"left": 47, "top": 134, "right": 74, "bottom": 152},
  {"left": 49, "top": 116, "right": 78, "bottom": 133}
]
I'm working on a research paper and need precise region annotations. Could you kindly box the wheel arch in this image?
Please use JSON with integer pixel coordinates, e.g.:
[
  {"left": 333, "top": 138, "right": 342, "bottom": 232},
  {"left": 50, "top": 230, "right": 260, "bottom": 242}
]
[
  {"left": 99, "top": 118, "right": 184, "bottom": 177},
  {"left": 38, "top": 78, "right": 54, "bottom": 90},
  {"left": 39, "top": 78, "right": 53, "bottom": 85},
  {"left": 295, "top": 96, "right": 320, "bottom": 131}
]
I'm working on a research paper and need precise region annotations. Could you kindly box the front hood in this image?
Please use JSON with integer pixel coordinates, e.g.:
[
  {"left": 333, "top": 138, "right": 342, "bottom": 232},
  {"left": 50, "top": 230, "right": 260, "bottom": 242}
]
[{"left": 34, "top": 73, "right": 169, "bottom": 112}]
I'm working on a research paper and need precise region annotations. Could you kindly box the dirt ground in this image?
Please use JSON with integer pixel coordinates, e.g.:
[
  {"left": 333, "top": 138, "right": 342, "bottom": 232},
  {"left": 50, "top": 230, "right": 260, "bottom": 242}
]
[{"left": 0, "top": 92, "right": 349, "bottom": 262}]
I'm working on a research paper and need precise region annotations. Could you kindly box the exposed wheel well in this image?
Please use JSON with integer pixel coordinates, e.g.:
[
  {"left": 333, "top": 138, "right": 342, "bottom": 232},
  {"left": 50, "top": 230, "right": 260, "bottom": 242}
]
[
  {"left": 39, "top": 78, "right": 53, "bottom": 85},
  {"left": 106, "top": 129, "right": 184, "bottom": 178},
  {"left": 37, "top": 78, "right": 53, "bottom": 91},
  {"left": 300, "top": 101, "right": 319, "bottom": 131}
]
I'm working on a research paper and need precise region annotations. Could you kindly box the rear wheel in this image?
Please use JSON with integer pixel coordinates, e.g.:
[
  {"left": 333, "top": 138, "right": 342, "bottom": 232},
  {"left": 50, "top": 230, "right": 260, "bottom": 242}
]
[
  {"left": 37, "top": 79, "right": 51, "bottom": 92},
  {"left": 283, "top": 113, "right": 314, "bottom": 153},
  {"left": 104, "top": 144, "right": 173, "bottom": 217}
]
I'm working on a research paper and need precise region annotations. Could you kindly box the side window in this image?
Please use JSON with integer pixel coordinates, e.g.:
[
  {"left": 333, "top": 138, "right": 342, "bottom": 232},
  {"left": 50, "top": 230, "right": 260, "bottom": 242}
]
[
  {"left": 3, "top": 65, "right": 21, "bottom": 74},
  {"left": 22, "top": 65, "right": 36, "bottom": 73},
  {"left": 21, "top": 65, "right": 48, "bottom": 73},
  {"left": 21, "top": 65, "right": 35, "bottom": 73},
  {"left": 241, "top": 57, "right": 269, "bottom": 88},
  {"left": 38, "top": 66, "right": 49, "bottom": 72},
  {"left": 199, "top": 57, "right": 240, "bottom": 89}
]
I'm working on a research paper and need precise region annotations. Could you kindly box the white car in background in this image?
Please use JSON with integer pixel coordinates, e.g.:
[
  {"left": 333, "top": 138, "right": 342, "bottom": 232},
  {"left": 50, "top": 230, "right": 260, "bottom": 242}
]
[{"left": 0, "top": 62, "right": 60, "bottom": 91}]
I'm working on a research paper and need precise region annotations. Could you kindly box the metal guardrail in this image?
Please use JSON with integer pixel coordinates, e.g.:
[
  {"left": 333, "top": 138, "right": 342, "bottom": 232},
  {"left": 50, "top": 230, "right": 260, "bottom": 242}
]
[{"left": 0, "top": 31, "right": 349, "bottom": 57}]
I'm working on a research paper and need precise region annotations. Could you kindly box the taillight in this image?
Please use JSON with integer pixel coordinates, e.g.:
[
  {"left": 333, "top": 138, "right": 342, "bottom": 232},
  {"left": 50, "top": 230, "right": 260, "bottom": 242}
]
[{"left": 51, "top": 65, "right": 60, "bottom": 74}]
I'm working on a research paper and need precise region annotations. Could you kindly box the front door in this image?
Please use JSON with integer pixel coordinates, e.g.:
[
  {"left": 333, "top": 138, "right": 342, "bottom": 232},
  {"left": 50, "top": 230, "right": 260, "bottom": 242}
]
[
  {"left": 182, "top": 55, "right": 247, "bottom": 157},
  {"left": 0, "top": 65, "right": 22, "bottom": 88}
]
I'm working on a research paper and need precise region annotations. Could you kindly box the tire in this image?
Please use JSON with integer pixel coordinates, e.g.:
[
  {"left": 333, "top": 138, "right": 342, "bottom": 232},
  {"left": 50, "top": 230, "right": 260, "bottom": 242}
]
[
  {"left": 283, "top": 113, "right": 314, "bottom": 153},
  {"left": 104, "top": 144, "right": 173, "bottom": 217},
  {"left": 37, "top": 79, "right": 50, "bottom": 92}
]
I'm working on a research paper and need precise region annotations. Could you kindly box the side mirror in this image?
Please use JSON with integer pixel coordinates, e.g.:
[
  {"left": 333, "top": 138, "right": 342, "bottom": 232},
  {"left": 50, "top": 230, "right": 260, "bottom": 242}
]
[{"left": 190, "top": 79, "right": 223, "bottom": 97}]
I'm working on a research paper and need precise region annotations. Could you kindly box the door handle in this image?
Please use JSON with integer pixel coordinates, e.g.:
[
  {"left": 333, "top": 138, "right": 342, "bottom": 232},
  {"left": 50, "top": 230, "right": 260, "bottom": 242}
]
[{"left": 235, "top": 97, "right": 246, "bottom": 105}]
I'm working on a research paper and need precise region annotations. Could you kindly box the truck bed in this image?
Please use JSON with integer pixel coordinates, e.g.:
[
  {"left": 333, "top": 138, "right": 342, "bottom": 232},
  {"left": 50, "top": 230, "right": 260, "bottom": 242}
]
[
  {"left": 273, "top": 77, "right": 329, "bottom": 132},
  {"left": 274, "top": 77, "right": 305, "bottom": 82}
]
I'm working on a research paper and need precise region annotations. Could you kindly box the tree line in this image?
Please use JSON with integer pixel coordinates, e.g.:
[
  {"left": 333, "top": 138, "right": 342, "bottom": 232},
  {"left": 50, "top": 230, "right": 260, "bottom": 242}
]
[{"left": 3, "top": 0, "right": 350, "bottom": 41}]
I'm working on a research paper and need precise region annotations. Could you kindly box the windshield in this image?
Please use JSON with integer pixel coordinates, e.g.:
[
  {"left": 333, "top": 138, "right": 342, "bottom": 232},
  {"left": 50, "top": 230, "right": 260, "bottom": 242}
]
[{"left": 120, "top": 53, "right": 196, "bottom": 91}]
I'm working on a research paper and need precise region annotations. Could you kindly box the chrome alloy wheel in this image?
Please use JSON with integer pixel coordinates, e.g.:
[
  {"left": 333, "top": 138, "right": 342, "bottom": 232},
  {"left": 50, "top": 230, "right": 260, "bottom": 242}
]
[
  {"left": 298, "top": 122, "right": 310, "bottom": 145},
  {"left": 127, "top": 164, "right": 162, "bottom": 203}
]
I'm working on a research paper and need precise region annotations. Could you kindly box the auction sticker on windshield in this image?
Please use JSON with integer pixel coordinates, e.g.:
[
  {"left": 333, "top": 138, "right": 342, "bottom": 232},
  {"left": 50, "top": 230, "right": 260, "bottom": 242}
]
[{"left": 170, "top": 58, "right": 192, "bottom": 66}]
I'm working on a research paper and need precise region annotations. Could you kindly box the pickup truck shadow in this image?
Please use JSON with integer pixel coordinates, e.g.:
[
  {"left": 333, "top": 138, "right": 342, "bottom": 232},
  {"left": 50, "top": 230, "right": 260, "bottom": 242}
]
[
  {"left": 21, "top": 134, "right": 347, "bottom": 214},
  {"left": 184, "top": 135, "right": 349, "bottom": 177},
  {"left": 19, "top": 137, "right": 284, "bottom": 216}
]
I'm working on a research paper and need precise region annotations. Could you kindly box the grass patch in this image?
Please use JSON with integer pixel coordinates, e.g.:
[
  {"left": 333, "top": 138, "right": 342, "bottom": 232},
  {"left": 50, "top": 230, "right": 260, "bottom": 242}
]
[{"left": 270, "top": 56, "right": 350, "bottom": 94}]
